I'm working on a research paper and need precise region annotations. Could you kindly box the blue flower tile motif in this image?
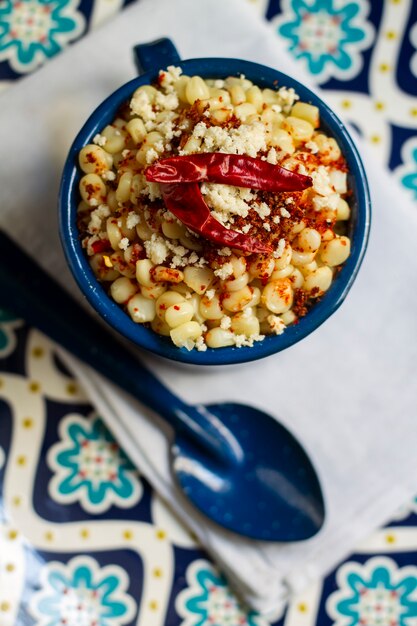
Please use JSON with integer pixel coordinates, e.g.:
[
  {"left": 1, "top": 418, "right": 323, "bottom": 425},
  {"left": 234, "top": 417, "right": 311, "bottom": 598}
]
[
  {"left": 0, "top": 306, "right": 23, "bottom": 358},
  {"left": 30, "top": 555, "right": 137, "bottom": 626},
  {"left": 326, "top": 556, "right": 417, "bottom": 626},
  {"left": 176, "top": 560, "right": 271, "bottom": 626},
  {"left": 396, "top": 138, "right": 417, "bottom": 201},
  {"left": 47, "top": 414, "right": 143, "bottom": 513},
  {"left": 0, "top": 0, "right": 85, "bottom": 74},
  {"left": 274, "top": 0, "right": 374, "bottom": 83}
]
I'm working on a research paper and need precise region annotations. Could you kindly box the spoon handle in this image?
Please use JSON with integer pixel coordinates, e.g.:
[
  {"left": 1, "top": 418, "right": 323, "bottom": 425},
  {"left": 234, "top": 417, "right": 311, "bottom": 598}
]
[{"left": 0, "top": 231, "right": 237, "bottom": 463}]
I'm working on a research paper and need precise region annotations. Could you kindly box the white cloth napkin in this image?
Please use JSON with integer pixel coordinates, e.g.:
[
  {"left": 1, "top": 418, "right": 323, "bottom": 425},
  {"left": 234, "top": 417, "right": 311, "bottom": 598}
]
[{"left": 2, "top": 0, "right": 417, "bottom": 616}]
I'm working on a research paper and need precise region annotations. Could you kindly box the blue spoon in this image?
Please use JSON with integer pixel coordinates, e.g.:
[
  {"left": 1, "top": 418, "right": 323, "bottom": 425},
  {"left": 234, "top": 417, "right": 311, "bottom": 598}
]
[{"left": 0, "top": 230, "right": 325, "bottom": 541}]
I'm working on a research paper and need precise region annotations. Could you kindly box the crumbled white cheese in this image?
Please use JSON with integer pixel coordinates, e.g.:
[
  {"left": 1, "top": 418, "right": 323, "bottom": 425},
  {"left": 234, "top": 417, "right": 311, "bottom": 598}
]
[
  {"left": 155, "top": 90, "right": 179, "bottom": 111},
  {"left": 312, "top": 192, "right": 339, "bottom": 212},
  {"left": 277, "top": 86, "right": 299, "bottom": 111},
  {"left": 285, "top": 197, "right": 293, "bottom": 205},
  {"left": 89, "top": 198, "right": 99, "bottom": 207},
  {"left": 273, "top": 238, "right": 286, "bottom": 259},
  {"left": 146, "top": 148, "right": 159, "bottom": 164},
  {"left": 87, "top": 204, "right": 110, "bottom": 234},
  {"left": 214, "top": 263, "right": 233, "bottom": 280},
  {"left": 186, "top": 121, "right": 267, "bottom": 158},
  {"left": 126, "top": 211, "right": 140, "bottom": 229},
  {"left": 205, "top": 289, "right": 215, "bottom": 301},
  {"left": 155, "top": 115, "right": 175, "bottom": 141},
  {"left": 168, "top": 239, "right": 194, "bottom": 268},
  {"left": 202, "top": 183, "right": 252, "bottom": 220},
  {"left": 297, "top": 163, "right": 310, "bottom": 177},
  {"left": 119, "top": 237, "right": 129, "bottom": 251},
  {"left": 272, "top": 215, "right": 281, "bottom": 224},
  {"left": 195, "top": 336, "right": 207, "bottom": 352},
  {"left": 102, "top": 170, "right": 116, "bottom": 181},
  {"left": 280, "top": 207, "right": 291, "bottom": 218},
  {"left": 158, "top": 65, "right": 182, "bottom": 91},
  {"left": 263, "top": 222, "right": 271, "bottom": 232},
  {"left": 188, "top": 252, "right": 199, "bottom": 265},
  {"left": 306, "top": 140, "right": 319, "bottom": 154},
  {"left": 141, "top": 181, "right": 162, "bottom": 201},
  {"left": 218, "top": 247, "right": 232, "bottom": 256},
  {"left": 267, "top": 315, "right": 286, "bottom": 335},
  {"left": 241, "top": 223, "right": 252, "bottom": 233},
  {"left": 122, "top": 149, "right": 130, "bottom": 158},
  {"left": 170, "top": 256, "right": 184, "bottom": 268},
  {"left": 255, "top": 202, "right": 271, "bottom": 219},
  {"left": 234, "top": 333, "right": 265, "bottom": 348},
  {"left": 311, "top": 166, "right": 334, "bottom": 196},
  {"left": 144, "top": 234, "right": 169, "bottom": 265},
  {"left": 266, "top": 147, "right": 278, "bottom": 165},
  {"left": 93, "top": 133, "right": 107, "bottom": 147},
  {"left": 130, "top": 90, "right": 156, "bottom": 122},
  {"left": 220, "top": 316, "right": 232, "bottom": 330}
]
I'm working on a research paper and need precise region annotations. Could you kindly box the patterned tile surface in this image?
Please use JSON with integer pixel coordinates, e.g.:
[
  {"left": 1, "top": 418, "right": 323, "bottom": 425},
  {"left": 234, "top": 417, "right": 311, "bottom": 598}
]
[
  {"left": 1, "top": 313, "right": 417, "bottom": 625},
  {"left": 1, "top": 1, "right": 417, "bottom": 624}
]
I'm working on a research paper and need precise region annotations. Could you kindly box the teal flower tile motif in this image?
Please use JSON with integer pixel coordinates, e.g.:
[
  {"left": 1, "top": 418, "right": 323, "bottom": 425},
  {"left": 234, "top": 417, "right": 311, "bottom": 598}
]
[
  {"left": 30, "top": 555, "right": 137, "bottom": 626},
  {"left": 396, "top": 138, "right": 417, "bottom": 202},
  {"left": 176, "top": 560, "right": 270, "bottom": 626},
  {"left": 0, "top": 0, "right": 85, "bottom": 74},
  {"left": 47, "top": 414, "right": 143, "bottom": 513},
  {"left": 274, "top": 0, "right": 374, "bottom": 83},
  {"left": 326, "top": 556, "right": 417, "bottom": 626},
  {"left": 0, "top": 306, "right": 23, "bottom": 358}
]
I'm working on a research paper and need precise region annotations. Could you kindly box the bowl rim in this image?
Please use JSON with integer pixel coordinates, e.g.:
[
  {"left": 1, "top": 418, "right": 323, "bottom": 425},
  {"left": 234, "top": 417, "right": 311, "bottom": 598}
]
[{"left": 59, "top": 56, "right": 371, "bottom": 366}]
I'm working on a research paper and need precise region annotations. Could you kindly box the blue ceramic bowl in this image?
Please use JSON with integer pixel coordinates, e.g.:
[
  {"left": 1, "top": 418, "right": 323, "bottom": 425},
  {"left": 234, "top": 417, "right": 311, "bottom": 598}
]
[{"left": 59, "top": 38, "right": 371, "bottom": 366}]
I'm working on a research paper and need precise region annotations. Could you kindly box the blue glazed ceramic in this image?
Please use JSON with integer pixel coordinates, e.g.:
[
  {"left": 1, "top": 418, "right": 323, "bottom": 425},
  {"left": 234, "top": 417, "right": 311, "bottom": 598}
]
[{"left": 59, "top": 38, "right": 371, "bottom": 366}]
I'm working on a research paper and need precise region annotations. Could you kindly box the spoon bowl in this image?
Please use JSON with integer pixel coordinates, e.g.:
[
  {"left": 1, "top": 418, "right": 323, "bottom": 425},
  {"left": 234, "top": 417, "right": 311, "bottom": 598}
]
[{"left": 173, "top": 402, "right": 324, "bottom": 540}]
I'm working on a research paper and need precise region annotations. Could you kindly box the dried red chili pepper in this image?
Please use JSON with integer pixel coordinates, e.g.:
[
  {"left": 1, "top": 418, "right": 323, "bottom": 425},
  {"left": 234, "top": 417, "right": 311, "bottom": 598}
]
[
  {"left": 146, "top": 153, "right": 312, "bottom": 192},
  {"left": 160, "top": 182, "right": 272, "bottom": 254}
]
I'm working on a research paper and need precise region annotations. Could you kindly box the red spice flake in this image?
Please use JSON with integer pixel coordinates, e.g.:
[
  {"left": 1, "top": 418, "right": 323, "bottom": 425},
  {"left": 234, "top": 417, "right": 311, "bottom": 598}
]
[
  {"left": 85, "top": 183, "right": 100, "bottom": 200},
  {"left": 158, "top": 72, "right": 166, "bottom": 85},
  {"left": 173, "top": 305, "right": 180, "bottom": 310},
  {"left": 86, "top": 152, "right": 97, "bottom": 164},
  {"left": 292, "top": 289, "right": 309, "bottom": 318},
  {"left": 128, "top": 243, "right": 145, "bottom": 263},
  {"left": 91, "top": 239, "right": 110, "bottom": 254}
]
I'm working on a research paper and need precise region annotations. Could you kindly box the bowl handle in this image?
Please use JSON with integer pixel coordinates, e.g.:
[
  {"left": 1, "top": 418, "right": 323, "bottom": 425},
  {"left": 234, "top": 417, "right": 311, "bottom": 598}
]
[{"left": 133, "top": 38, "right": 181, "bottom": 76}]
